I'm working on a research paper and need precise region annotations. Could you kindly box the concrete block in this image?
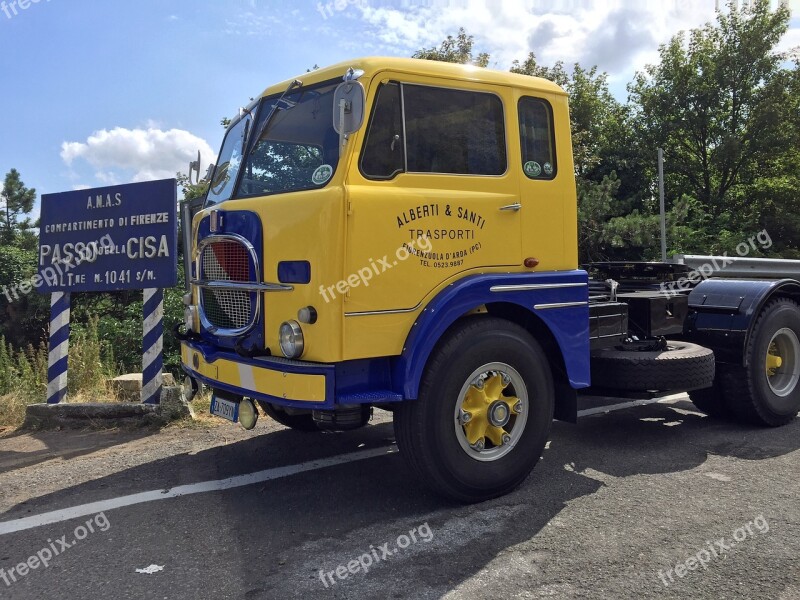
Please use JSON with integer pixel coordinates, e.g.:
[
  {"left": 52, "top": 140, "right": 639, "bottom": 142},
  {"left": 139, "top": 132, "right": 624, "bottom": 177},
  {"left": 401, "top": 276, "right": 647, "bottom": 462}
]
[
  {"left": 109, "top": 373, "right": 176, "bottom": 402},
  {"left": 23, "top": 402, "right": 159, "bottom": 429},
  {"left": 158, "top": 386, "right": 194, "bottom": 421}
]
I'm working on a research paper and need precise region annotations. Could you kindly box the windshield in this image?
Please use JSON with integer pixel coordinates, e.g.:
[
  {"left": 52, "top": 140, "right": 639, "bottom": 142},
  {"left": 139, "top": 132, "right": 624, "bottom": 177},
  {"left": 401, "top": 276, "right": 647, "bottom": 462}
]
[
  {"left": 236, "top": 80, "right": 340, "bottom": 198},
  {"left": 205, "top": 111, "right": 254, "bottom": 207}
]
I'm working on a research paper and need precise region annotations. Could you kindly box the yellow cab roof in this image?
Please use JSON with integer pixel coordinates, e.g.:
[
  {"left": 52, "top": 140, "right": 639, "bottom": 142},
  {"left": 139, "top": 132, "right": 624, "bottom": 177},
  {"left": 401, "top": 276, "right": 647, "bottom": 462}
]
[{"left": 257, "top": 56, "right": 566, "bottom": 99}]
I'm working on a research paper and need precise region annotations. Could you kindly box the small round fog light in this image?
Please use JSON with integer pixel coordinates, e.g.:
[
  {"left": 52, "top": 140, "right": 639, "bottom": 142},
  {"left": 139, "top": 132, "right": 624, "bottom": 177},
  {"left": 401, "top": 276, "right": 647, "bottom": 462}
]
[
  {"left": 279, "top": 321, "right": 304, "bottom": 358},
  {"left": 239, "top": 398, "right": 258, "bottom": 430}
]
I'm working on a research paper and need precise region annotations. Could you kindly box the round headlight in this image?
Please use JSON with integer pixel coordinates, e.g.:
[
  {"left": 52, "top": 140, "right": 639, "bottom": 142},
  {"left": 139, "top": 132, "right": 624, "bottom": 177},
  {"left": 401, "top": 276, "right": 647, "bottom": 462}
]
[
  {"left": 279, "top": 321, "right": 304, "bottom": 358},
  {"left": 238, "top": 398, "right": 259, "bottom": 430}
]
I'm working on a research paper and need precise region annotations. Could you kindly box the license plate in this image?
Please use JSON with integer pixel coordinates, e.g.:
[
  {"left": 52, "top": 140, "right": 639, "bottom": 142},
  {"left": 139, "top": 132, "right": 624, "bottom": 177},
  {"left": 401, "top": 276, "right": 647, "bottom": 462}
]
[{"left": 210, "top": 395, "right": 239, "bottom": 423}]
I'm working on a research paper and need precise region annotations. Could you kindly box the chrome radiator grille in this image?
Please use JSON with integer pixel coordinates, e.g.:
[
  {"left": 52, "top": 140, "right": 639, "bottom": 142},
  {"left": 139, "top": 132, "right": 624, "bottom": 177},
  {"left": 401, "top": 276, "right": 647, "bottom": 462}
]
[{"left": 199, "top": 239, "right": 254, "bottom": 331}]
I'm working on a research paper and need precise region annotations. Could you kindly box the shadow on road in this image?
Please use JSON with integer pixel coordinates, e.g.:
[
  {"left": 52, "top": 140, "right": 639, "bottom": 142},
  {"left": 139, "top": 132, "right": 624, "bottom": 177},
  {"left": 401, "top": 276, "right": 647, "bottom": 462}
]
[
  {"left": 0, "top": 427, "right": 156, "bottom": 475},
  {"left": 0, "top": 397, "right": 798, "bottom": 599}
]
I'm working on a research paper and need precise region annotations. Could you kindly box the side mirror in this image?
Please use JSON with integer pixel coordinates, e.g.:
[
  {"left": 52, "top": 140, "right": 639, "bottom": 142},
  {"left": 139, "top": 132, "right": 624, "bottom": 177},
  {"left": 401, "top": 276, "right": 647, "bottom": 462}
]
[
  {"left": 332, "top": 80, "right": 365, "bottom": 141},
  {"left": 188, "top": 150, "right": 201, "bottom": 185}
]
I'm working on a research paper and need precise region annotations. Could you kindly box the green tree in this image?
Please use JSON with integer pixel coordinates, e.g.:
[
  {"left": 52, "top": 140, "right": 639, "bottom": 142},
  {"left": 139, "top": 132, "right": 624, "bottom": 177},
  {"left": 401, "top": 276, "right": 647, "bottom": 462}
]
[
  {"left": 176, "top": 172, "right": 209, "bottom": 202},
  {"left": 628, "top": 0, "right": 797, "bottom": 251},
  {"left": 0, "top": 245, "right": 49, "bottom": 348},
  {"left": 413, "top": 28, "right": 489, "bottom": 67},
  {"left": 510, "top": 54, "right": 668, "bottom": 261},
  {"left": 0, "top": 169, "right": 36, "bottom": 245},
  {"left": 0, "top": 335, "right": 14, "bottom": 394}
]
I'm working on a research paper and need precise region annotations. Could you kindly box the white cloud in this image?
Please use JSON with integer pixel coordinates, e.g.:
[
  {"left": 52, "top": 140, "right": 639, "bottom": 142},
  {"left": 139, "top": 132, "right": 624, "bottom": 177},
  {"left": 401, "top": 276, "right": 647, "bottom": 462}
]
[
  {"left": 60, "top": 127, "right": 214, "bottom": 185},
  {"left": 351, "top": 0, "right": 796, "bottom": 83}
]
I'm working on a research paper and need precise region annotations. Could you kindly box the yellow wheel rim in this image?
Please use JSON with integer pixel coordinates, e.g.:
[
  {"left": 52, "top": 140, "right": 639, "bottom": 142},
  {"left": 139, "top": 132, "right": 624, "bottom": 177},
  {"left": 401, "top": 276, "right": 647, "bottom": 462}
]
[
  {"left": 766, "top": 342, "right": 783, "bottom": 377},
  {"left": 454, "top": 363, "right": 528, "bottom": 462}
]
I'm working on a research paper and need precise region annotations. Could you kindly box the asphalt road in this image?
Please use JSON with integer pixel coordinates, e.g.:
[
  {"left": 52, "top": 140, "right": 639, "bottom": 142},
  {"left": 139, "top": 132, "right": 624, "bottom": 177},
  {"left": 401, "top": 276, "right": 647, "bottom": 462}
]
[{"left": 0, "top": 395, "right": 798, "bottom": 600}]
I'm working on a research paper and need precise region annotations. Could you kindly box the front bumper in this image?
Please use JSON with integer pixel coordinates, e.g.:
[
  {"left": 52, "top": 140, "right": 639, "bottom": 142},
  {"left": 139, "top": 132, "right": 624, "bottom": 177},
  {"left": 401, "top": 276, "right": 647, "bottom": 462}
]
[{"left": 181, "top": 340, "right": 335, "bottom": 409}]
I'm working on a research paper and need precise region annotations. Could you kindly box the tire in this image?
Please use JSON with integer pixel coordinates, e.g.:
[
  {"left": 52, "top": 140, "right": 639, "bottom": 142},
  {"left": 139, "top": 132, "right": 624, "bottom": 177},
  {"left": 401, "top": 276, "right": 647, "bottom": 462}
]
[
  {"left": 722, "top": 298, "right": 800, "bottom": 427},
  {"left": 590, "top": 341, "right": 714, "bottom": 392},
  {"left": 393, "top": 317, "right": 554, "bottom": 503},
  {"left": 688, "top": 381, "right": 730, "bottom": 418},
  {"left": 258, "top": 402, "right": 319, "bottom": 432}
]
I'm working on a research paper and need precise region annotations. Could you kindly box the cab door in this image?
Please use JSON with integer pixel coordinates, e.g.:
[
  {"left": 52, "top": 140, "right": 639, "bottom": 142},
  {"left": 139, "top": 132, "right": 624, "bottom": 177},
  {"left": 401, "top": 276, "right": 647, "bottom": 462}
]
[
  {"left": 516, "top": 92, "right": 577, "bottom": 271},
  {"left": 343, "top": 75, "right": 522, "bottom": 316}
]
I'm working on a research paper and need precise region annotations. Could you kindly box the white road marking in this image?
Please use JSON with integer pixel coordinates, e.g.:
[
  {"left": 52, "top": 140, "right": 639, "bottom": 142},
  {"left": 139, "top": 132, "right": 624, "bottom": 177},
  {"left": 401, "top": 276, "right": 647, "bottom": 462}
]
[
  {"left": 0, "top": 395, "right": 689, "bottom": 536},
  {"left": 576, "top": 394, "right": 686, "bottom": 418},
  {"left": 0, "top": 446, "right": 397, "bottom": 536}
]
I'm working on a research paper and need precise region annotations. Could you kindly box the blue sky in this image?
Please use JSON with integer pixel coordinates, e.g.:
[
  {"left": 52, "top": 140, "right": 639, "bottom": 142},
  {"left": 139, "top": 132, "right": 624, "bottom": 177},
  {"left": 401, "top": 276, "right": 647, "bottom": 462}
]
[{"left": 0, "top": 0, "right": 797, "bottom": 214}]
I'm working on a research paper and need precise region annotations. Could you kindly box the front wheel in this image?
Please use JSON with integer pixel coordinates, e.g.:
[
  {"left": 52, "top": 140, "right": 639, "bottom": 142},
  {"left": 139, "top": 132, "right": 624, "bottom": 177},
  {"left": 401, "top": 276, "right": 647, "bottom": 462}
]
[{"left": 394, "top": 317, "right": 554, "bottom": 503}]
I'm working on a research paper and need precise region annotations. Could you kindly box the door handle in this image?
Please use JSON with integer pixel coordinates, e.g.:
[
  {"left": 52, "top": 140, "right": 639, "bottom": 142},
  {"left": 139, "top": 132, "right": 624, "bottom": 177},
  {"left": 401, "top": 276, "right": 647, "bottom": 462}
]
[{"left": 499, "top": 203, "right": 522, "bottom": 211}]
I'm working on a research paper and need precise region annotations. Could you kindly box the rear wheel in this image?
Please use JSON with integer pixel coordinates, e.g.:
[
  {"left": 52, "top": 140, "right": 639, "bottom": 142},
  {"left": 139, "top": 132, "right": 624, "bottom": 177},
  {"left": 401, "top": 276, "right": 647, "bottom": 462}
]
[
  {"left": 724, "top": 299, "right": 800, "bottom": 427},
  {"left": 394, "top": 317, "right": 554, "bottom": 503}
]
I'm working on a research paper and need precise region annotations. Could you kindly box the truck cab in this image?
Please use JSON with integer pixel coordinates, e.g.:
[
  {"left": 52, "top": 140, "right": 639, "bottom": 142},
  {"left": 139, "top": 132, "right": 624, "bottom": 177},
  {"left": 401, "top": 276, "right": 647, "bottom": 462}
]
[{"left": 180, "top": 58, "right": 800, "bottom": 502}]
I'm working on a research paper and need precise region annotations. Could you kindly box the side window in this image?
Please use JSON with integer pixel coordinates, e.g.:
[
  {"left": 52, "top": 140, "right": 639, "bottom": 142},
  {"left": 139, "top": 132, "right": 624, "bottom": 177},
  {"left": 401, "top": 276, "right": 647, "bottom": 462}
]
[
  {"left": 403, "top": 85, "right": 506, "bottom": 175},
  {"left": 360, "top": 82, "right": 405, "bottom": 179},
  {"left": 518, "top": 97, "right": 556, "bottom": 179},
  {"left": 360, "top": 82, "right": 507, "bottom": 179}
]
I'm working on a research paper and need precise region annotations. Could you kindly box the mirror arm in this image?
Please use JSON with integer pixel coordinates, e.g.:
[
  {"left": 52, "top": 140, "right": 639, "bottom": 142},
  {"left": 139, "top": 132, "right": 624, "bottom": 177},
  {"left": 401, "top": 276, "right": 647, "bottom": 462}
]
[
  {"left": 339, "top": 99, "right": 348, "bottom": 147},
  {"left": 188, "top": 150, "right": 201, "bottom": 185}
]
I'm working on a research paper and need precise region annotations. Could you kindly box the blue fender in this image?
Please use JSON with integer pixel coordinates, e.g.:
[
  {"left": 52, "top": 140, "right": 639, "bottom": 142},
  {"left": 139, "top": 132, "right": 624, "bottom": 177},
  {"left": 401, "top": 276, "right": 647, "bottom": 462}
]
[
  {"left": 686, "top": 278, "right": 800, "bottom": 365},
  {"left": 392, "top": 270, "right": 591, "bottom": 399}
]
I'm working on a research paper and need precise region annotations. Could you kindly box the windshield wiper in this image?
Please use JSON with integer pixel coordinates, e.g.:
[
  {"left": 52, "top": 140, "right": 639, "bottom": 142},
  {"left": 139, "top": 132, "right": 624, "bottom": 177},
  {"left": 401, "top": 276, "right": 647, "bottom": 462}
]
[{"left": 250, "top": 79, "right": 303, "bottom": 151}]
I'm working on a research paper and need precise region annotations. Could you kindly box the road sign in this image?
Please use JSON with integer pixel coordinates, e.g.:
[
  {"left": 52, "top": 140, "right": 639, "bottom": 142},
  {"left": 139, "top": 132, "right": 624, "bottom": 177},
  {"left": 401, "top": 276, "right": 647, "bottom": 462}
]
[{"left": 37, "top": 179, "right": 178, "bottom": 292}]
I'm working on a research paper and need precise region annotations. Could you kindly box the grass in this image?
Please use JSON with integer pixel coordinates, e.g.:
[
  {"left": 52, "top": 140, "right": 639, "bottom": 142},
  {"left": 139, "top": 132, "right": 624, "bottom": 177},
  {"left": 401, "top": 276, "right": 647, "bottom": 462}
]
[
  {"left": 0, "top": 317, "right": 223, "bottom": 430},
  {"left": 0, "top": 392, "right": 33, "bottom": 430},
  {"left": 0, "top": 318, "right": 125, "bottom": 429},
  {"left": 168, "top": 391, "right": 220, "bottom": 429}
]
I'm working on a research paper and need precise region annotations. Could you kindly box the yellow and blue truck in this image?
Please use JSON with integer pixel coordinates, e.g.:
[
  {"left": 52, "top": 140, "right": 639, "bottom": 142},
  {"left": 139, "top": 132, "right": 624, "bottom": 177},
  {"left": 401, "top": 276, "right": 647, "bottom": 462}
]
[{"left": 178, "top": 58, "right": 800, "bottom": 502}]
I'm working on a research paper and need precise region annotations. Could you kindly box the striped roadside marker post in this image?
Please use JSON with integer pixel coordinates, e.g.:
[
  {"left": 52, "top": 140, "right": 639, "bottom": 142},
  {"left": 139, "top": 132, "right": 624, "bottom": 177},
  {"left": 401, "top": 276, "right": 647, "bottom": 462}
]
[
  {"left": 46, "top": 292, "right": 71, "bottom": 404},
  {"left": 141, "top": 288, "right": 164, "bottom": 404}
]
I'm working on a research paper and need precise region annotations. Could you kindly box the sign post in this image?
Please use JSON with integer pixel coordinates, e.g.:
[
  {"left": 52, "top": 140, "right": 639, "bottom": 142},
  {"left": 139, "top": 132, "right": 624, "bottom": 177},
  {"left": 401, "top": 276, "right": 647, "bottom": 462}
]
[
  {"left": 141, "top": 288, "right": 164, "bottom": 404},
  {"left": 38, "top": 179, "right": 178, "bottom": 404},
  {"left": 46, "top": 292, "right": 71, "bottom": 404}
]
